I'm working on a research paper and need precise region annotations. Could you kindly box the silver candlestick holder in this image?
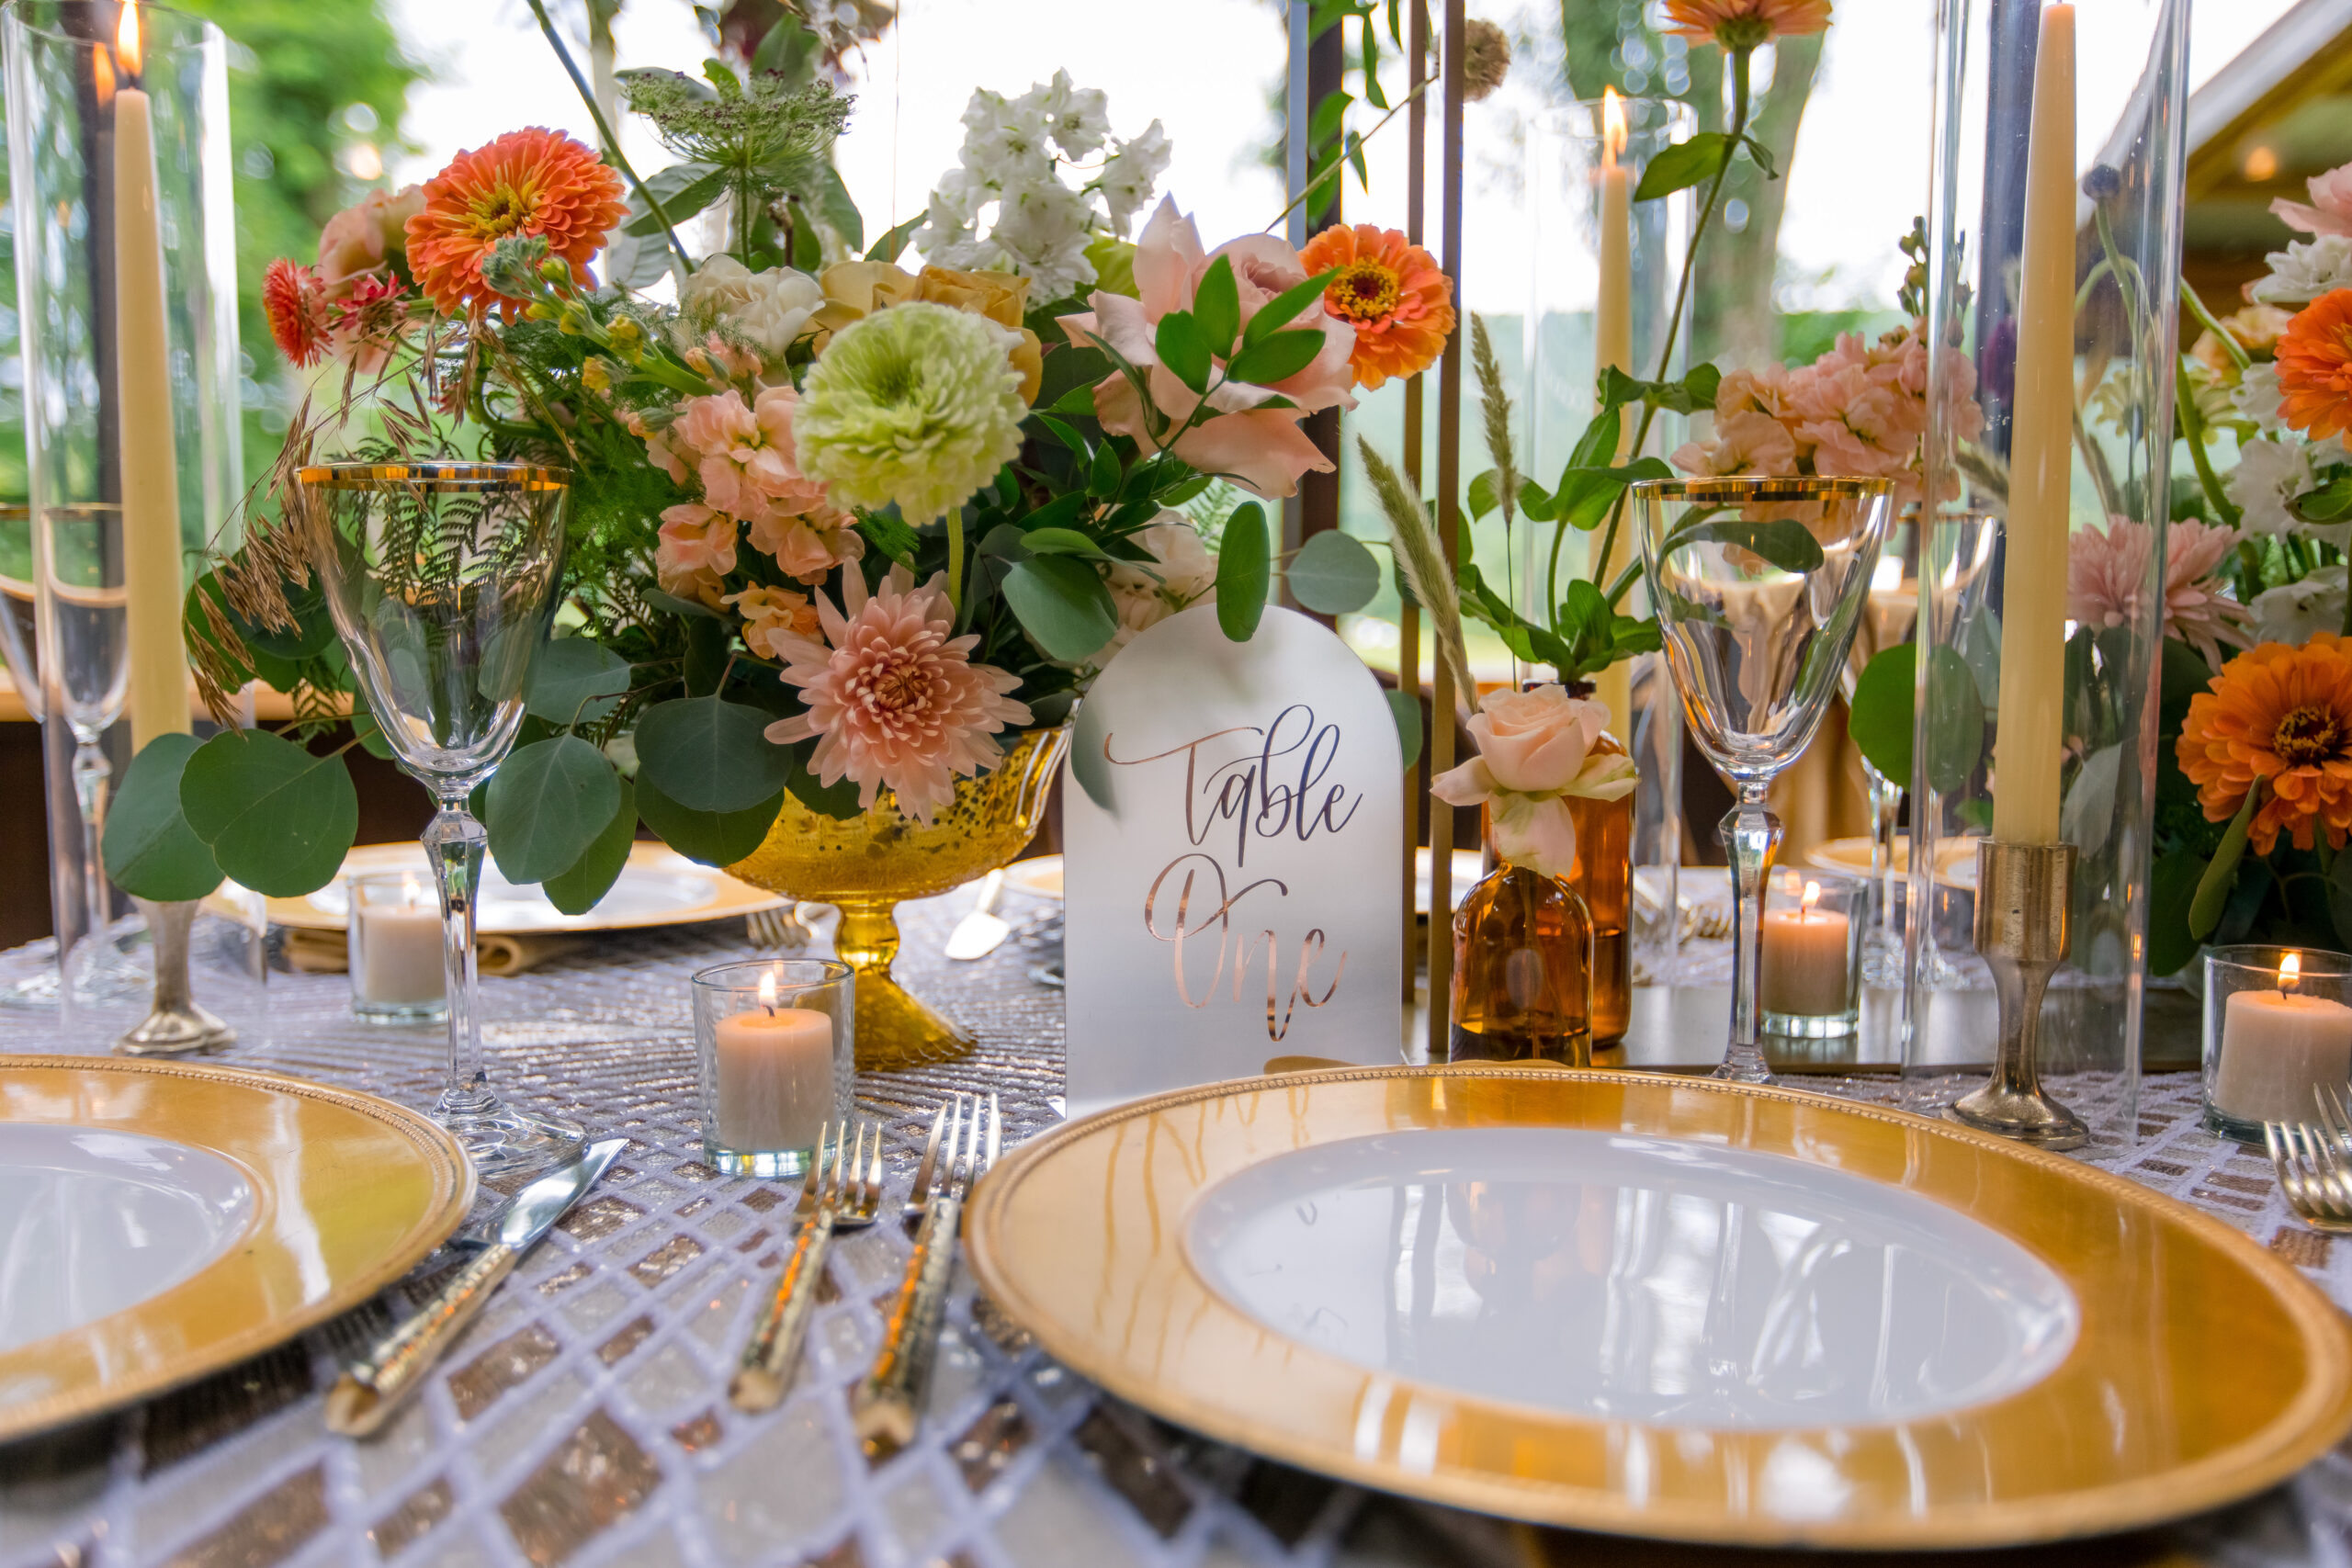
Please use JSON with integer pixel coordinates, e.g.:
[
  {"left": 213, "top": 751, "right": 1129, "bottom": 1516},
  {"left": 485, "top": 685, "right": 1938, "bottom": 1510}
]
[
  {"left": 115, "top": 897, "right": 236, "bottom": 1056},
  {"left": 1946, "top": 840, "right": 2085, "bottom": 1150}
]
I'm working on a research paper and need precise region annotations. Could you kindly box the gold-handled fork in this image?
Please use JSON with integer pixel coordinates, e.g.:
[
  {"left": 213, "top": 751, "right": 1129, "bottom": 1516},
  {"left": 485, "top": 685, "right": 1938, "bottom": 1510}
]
[
  {"left": 854, "top": 1091, "right": 998, "bottom": 1455},
  {"left": 746, "top": 904, "right": 814, "bottom": 951},
  {"left": 2265, "top": 1086, "right": 2352, "bottom": 1232},
  {"left": 729, "top": 1119, "right": 883, "bottom": 1411}
]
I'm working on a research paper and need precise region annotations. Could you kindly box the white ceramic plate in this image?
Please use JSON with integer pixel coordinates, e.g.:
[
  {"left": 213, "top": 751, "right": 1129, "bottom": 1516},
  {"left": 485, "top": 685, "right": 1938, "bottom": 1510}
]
[
  {"left": 1807, "top": 835, "right": 1981, "bottom": 891},
  {"left": 0, "top": 1123, "right": 256, "bottom": 1355},
  {"left": 214, "top": 841, "right": 784, "bottom": 934},
  {"left": 1185, "top": 1125, "right": 2077, "bottom": 1430}
]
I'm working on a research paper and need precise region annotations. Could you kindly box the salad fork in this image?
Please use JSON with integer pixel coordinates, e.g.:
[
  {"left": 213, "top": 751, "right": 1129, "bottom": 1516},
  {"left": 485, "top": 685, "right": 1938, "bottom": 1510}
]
[{"left": 729, "top": 1119, "right": 883, "bottom": 1411}]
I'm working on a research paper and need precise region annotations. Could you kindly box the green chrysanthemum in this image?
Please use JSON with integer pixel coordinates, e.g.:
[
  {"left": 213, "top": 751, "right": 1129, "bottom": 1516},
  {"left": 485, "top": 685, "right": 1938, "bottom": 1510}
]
[{"left": 795, "top": 301, "right": 1026, "bottom": 523}]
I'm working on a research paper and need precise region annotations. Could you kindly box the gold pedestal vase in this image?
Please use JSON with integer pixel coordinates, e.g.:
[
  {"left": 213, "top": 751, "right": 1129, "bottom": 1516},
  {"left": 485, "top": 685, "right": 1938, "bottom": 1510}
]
[{"left": 728, "top": 727, "right": 1069, "bottom": 1071}]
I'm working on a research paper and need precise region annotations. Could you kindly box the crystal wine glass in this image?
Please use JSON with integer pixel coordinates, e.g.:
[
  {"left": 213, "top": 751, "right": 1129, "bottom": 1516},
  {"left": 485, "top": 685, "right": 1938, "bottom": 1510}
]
[
  {"left": 1839, "top": 547, "right": 1919, "bottom": 987},
  {"left": 1634, "top": 476, "right": 1893, "bottom": 1082},
  {"left": 303, "top": 461, "right": 583, "bottom": 1175}
]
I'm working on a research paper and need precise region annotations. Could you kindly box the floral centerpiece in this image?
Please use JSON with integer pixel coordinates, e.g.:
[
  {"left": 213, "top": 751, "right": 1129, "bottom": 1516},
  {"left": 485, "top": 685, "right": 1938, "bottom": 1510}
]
[{"left": 103, "top": 27, "right": 1445, "bottom": 911}]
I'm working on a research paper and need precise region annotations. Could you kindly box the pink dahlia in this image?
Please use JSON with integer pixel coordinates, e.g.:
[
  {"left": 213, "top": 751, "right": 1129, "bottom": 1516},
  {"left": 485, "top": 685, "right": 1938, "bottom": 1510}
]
[
  {"left": 763, "top": 567, "right": 1033, "bottom": 823},
  {"left": 2067, "top": 516, "right": 2253, "bottom": 668}
]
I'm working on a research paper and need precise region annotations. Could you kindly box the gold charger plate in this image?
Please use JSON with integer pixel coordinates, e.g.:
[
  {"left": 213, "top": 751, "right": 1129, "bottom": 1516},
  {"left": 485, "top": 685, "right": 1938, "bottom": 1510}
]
[
  {"left": 966, "top": 1066, "right": 2352, "bottom": 1549},
  {"left": 1807, "top": 834, "right": 1981, "bottom": 890},
  {"left": 211, "top": 840, "right": 783, "bottom": 934},
  {"left": 0, "top": 1056, "right": 474, "bottom": 1442}
]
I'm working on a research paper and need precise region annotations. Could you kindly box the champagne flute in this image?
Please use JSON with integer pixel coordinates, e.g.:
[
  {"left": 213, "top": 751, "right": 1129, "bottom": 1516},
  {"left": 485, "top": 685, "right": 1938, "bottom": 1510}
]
[
  {"left": 1841, "top": 547, "right": 1920, "bottom": 987},
  {"left": 1635, "top": 476, "right": 1893, "bottom": 1081},
  {"left": 303, "top": 461, "right": 583, "bottom": 1175}
]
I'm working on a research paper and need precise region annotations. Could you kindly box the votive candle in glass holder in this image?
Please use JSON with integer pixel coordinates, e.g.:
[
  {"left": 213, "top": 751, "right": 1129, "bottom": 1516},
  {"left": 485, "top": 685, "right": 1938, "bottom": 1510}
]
[
  {"left": 2202, "top": 945, "right": 2352, "bottom": 1142},
  {"left": 348, "top": 873, "right": 447, "bottom": 1024},
  {"left": 1760, "top": 871, "right": 1862, "bottom": 1037},
  {"left": 694, "top": 959, "right": 854, "bottom": 1178}
]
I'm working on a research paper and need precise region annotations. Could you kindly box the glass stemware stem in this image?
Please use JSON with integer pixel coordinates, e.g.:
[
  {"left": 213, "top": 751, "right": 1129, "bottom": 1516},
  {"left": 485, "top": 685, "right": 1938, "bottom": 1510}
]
[
  {"left": 424, "top": 798, "right": 492, "bottom": 1122},
  {"left": 1719, "top": 791, "right": 1782, "bottom": 1083},
  {"left": 1863, "top": 760, "right": 1905, "bottom": 985},
  {"left": 70, "top": 733, "right": 110, "bottom": 970}
]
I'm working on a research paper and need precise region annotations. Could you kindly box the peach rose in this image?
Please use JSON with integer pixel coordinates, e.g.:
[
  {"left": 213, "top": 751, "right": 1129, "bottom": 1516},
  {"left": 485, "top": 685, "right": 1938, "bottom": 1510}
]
[
  {"left": 1466, "top": 684, "right": 1607, "bottom": 794},
  {"left": 318, "top": 186, "right": 424, "bottom": 290},
  {"left": 1429, "top": 684, "right": 1636, "bottom": 877},
  {"left": 813, "top": 260, "right": 1043, "bottom": 403}
]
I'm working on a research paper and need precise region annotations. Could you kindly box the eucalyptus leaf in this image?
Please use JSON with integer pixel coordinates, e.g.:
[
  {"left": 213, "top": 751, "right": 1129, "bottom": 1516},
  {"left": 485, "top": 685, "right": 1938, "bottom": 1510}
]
[
  {"left": 485, "top": 735, "right": 622, "bottom": 885},
  {"left": 1387, "top": 688, "right": 1424, "bottom": 770},
  {"left": 1665, "top": 517, "right": 1826, "bottom": 574},
  {"left": 1846, "top": 644, "right": 1915, "bottom": 786},
  {"left": 2147, "top": 850, "right": 2206, "bottom": 977},
  {"left": 1002, "top": 556, "right": 1118, "bottom": 662},
  {"left": 541, "top": 779, "right": 639, "bottom": 916},
  {"left": 1923, "top": 646, "right": 1984, "bottom": 795},
  {"left": 636, "top": 775, "right": 784, "bottom": 867},
  {"left": 179, "top": 729, "right": 358, "bottom": 897},
  {"left": 626, "top": 164, "right": 729, "bottom": 234},
  {"left": 1287, "top": 530, "right": 1380, "bottom": 615},
  {"left": 526, "top": 638, "right": 633, "bottom": 728},
  {"left": 634, "top": 696, "right": 796, "bottom": 813},
  {"left": 1216, "top": 502, "right": 1271, "bottom": 642},
  {"left": 641, "top": 588, "right": 720, "bottom": 620},
  {"left": 101, "top": 734, "right": 221, "bottom": 902},
  {"left": 782, "top": 739, "right": 864, "bottom": 819}
]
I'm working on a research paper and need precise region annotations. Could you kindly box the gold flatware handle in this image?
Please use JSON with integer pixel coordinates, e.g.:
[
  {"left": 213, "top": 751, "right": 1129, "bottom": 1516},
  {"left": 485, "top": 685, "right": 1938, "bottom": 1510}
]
[
  {"left": 326, "top": 1241, "right": 519, "bottom": 1437},
  {"left": 853, "top": 1191, "right": 961, "bottom": 1454},
  {"left": 729, "top": 1207, "right": 837, "bottom": 1413}
]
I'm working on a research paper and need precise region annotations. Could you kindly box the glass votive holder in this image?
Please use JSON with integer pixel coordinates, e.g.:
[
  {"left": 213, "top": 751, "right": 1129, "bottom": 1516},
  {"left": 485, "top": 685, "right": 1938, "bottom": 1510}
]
[
  {"left": 347, "top": 872, "right": 447, "bottom": 1024},
  {"left": 1759, "top": 870, "right": 1863, "bottom": 1037},
  {"left": 693, "top": 959, "right": 854, "bottom": 1179},
  {"left": 2202, "top": 944, "right": 2352, "bottom": 1143}
]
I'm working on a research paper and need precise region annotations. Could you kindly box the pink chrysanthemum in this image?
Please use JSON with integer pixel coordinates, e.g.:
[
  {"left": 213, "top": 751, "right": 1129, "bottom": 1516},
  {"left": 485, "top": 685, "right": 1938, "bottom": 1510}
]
[
  {"left": 763, "top": 567, "right": 1032, "bottom": 823},
  {"left": 2068, "top": 516, "right": 2253, "bottom": 668}
]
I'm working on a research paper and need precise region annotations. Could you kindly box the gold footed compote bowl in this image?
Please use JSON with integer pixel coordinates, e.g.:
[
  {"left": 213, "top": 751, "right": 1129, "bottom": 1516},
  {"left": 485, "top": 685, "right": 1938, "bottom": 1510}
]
[{"left": 727, "top": 726, "right": 1069, "bottom": 1071}]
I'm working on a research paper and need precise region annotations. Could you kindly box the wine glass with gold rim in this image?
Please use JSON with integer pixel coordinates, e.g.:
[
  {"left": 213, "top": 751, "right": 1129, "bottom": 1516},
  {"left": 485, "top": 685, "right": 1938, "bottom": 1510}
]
[
  {"left": 301, "top": 461, "right": 583, "bottom": 1177},
  {"left": 1634, "top": 475, "right": 1893, "bottom": 1082}
]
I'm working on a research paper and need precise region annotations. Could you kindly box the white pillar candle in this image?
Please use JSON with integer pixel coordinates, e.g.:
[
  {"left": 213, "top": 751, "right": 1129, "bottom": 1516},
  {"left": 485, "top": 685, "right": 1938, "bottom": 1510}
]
[
  {"left": 353, "top": 879, "right": 445, "bottom": 1004},
  {"left": 1990, "top": 1, "right": 2075, "bottom": 847},
  {"left": 715, "top": 972, "right": 835, "bottom": 1152},
  {"left": 1592, "top": 87, "right": 1635, "bottom": 738},
  {"left": 111, "top": 3, "right": 188, "bottom": 753},
  {"left": 1761, "top": 879, "right": 1851, "bottom": 1017},
  {"left": 2214, "top": 953, "right": 2352, "bottom": 1126}
]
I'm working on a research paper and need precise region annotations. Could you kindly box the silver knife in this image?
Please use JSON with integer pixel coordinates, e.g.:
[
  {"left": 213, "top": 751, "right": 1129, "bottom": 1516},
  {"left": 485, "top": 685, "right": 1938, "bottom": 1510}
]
[
  {"left": 326, "top": 1137, "right": 627, "bottom": 1437},
  {"left": 944, "top": 870, "right": 1011, "bottom": 961}
]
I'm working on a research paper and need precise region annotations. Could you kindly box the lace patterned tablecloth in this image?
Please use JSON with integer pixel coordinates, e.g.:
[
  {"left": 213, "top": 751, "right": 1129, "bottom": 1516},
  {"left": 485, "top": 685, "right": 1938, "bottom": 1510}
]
[{"left": 2, "top": 894, "right": 2349, "bottom": 1568}]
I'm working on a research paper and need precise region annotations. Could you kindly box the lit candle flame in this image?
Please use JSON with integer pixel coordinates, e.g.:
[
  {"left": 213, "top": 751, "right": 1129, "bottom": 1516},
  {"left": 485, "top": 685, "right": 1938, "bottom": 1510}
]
[
  {"left": 758, "top": 968, "right": 778, "bottom": 1013},
  {"left": 401, "top": 874, "right": 422, "bottom": 906},
  {"left": 1801, "top": 880, "right": 1822, "bottom": 916},
  {"left": 1602, "top": 86, "right": 1627, "bottom": 168},
  {"left": 117, "top": 0, "right": 141, "bottom": 80},
  {"left": 2284, "top": 951, "right": 2303, "bottom": 993}
]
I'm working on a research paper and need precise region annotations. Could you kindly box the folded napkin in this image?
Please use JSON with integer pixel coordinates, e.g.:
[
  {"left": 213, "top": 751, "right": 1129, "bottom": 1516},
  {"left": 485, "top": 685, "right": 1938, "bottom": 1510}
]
[{"left": 282, "top": 926, "right": 585, "bottom": 977}]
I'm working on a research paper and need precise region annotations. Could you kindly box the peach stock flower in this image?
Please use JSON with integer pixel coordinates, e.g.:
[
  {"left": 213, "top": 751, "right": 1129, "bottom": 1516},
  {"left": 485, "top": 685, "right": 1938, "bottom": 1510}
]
[
  {"left": 263, "top": 259, "right": 331, "bottom": 367},
  {"left": 1429, "top": 684, "right": 1637, "bottom": 877},
  {"left": 1300, "top": 223, "right": 1455, "bottom": 390},
  {"left": 1058, "top": 197, "right": 1357, "bottom": 499},
  {"left": 727, "top": 584, "right": 820, "bottom": 660},
  {"left": 763, "top": 567, "right": 1033, "bottom": 823},
  {"left": 1661, "top": 0, "right": 1833, "bottom": 50},
  {"left": 653, "top": 503, "right": 738, "bottom": 606},
  {"left": 2177, "top": 635, "right": 2352, "bottom": 854},
  {"left": 2068, "top": 517, "right": 2251, "bottom": 668},
  {"left": 404, "top": 129, "right": 628, "bottom": 315},
  {"left": 2275, "top": 290, "right": 2352, "bottom": 442},
  {"left": 745, "top": 503, "right": 865, "bottom": 583},
  {"left": 676, "top": 388, "right": 830, "bottom": 520}
]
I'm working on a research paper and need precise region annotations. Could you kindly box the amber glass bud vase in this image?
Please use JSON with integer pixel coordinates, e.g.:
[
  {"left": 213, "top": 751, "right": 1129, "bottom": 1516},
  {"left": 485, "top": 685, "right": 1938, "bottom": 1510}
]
[
  {"left": 1448, "top": 808, "right": 1596, "bottom": 1066},
  {"left": 1565, "top": 728, "right": 1634, "bottom": 1047}
]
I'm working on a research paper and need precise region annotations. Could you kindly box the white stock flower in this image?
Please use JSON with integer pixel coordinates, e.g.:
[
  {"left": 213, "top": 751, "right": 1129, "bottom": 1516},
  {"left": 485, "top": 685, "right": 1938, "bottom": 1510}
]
[
  {"left": 1087, "top": 515, "right": 1218, "bottom": 666},
  {"left": 1097, "top": 121, "right": 1170, "bottom": 236},
  {"left": 2254, "top": 565, "right": 2348, "bottom": 645},
  {"left": 958, "top": 89, "right": 1054, "bottom": 186},
  {"left": 2252, "top": 235, "right": 2352, "bottom": 307},
  {"left": 2234, "top": 364, "right": 2289, "bottom": 434},
  {"left": 1035, "top": 70, "right": 1112, "bottom": 160},
  {"left": 985, "top": 180, "right": 1097, "bottom": 299},
  {"left": 679, "top": 256, "right": 824, "bottom": 359},
  {"left": 2228, "top": 436, "right": 2314, "bottom": 536}
]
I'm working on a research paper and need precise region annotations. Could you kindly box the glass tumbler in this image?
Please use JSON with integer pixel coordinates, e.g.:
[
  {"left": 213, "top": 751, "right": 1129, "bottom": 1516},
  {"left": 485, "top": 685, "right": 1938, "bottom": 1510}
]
[
  {"left": 693, "top": 959, "right": 854, "bottom": 1179},
  {"left": 1759, "top": 870, "right": 1864, "bottom": 1038},
  {"left": 347, "top": 872, "right": 448, "bottom": 1024},
  {"left": 2201, "top": 945, "right": 2352, "bottom": 1144}
]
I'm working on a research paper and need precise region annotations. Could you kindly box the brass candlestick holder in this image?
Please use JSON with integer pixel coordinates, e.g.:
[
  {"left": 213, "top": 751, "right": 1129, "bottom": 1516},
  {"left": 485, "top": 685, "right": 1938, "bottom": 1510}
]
[
  {"left": 115, "top": 897, "right": 236, "bottom": 1056},
  {"left": 1946, "top": 840, "right": 2085, "bottom": 1150}
]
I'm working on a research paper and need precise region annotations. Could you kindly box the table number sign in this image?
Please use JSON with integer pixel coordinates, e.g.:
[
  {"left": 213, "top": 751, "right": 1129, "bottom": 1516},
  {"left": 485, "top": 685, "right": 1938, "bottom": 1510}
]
[{"left": 1063, "top": 604, "right": 1403, "bottom": 1116}]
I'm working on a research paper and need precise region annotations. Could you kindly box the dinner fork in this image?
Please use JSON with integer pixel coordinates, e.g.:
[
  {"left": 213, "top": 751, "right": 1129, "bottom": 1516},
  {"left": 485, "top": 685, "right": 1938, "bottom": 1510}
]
[
  {"left": 729, "top": 1119, "right": 884, "bottom": 1412},
  {"left": 2265, "top": 1096, "right": 2352, "bottom": 1233},
  {"left": 854, "top": 1091, "right": 999, "bottom": 1453},
  {"left": 746, "top": 904, "right": 814, "bottom": 951}
]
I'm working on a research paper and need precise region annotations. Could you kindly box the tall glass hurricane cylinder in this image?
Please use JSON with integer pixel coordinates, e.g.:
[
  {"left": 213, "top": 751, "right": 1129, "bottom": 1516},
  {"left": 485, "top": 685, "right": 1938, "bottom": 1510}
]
[
  {"left": 301, "top": 462, "right": 582, "bottom": 1176},
  {"left": 5, "top": 0, "right": 241, "bottom": 1001},
  {"left": 1916, "top": 0, "right": 2190, "bottom": 1148}
]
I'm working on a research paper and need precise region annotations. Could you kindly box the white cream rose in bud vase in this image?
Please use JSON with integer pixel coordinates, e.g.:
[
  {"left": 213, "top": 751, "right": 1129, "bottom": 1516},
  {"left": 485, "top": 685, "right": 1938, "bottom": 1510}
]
[{"left": 1430, "top": 684, "right": 1638, "bottom": 877}]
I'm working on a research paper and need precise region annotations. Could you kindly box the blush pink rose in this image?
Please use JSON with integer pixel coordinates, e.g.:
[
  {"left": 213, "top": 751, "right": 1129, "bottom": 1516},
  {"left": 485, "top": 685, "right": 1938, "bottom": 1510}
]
[
  {"left": 1429, "top": 684, "right": 1634, "bottom": 877},
  {"left": 318, "top": 186, "right": 425, "bottom": 289},
  {"left": 1464, "top": 683, "right": 1608, "bottom": 793},
  {"left": 2277, "top": 162, "right": 2352, "bottom": 238}
]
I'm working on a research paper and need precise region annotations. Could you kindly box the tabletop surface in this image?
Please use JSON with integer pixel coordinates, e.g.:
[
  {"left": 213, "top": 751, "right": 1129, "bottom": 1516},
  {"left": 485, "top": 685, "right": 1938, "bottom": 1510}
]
[{"left": 1, "top": 890, "right": 2348, "bottom": 1568}]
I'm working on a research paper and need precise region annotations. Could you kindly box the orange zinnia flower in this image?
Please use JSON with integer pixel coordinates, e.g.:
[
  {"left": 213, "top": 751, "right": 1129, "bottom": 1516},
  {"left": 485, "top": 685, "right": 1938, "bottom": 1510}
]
[
  {"left": 1300, "top": 223, "right": 1454, "bottom": 391},
  {"left": 1661, "top": 0, "right": 1834, "bottom": 50},
  {"left": 2276, "top": 288, "right": 2352, "bottom": 442},
  {"left": 2177, "top": 635, "right": 2352, "bottom": 854},
  {"left": 404, "top": 128, "right": 628, "bottom": 316},
  {"left": 262, "top": 258, "right": 329, "bottom": 367}
]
